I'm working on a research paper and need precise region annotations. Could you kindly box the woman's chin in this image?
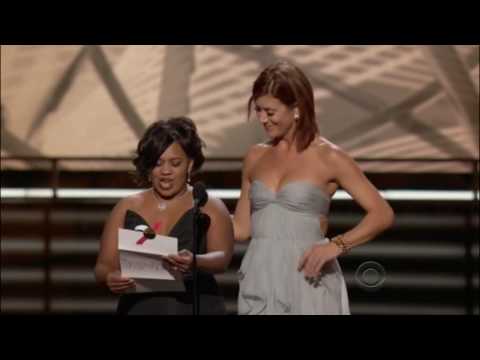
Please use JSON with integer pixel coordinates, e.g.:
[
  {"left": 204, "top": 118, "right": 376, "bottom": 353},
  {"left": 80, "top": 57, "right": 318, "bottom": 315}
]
[
  {"left": 264, "top": 130, "right": 278, "bottom": 139},
  {"left": 154, "top": 185, "right": 178, "bottom": 198},
  {"left": 268, "top": 134, "right": 283, "bottom": 142}
]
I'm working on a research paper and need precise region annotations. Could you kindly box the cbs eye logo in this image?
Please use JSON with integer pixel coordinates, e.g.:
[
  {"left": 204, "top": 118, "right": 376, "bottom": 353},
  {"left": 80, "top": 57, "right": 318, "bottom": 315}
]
[{"left": 355, "top": 261, "right": 386, "bottom": 291}]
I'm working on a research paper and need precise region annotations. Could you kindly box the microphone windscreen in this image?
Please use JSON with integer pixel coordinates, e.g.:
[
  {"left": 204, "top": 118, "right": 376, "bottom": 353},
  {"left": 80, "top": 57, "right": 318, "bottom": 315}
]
[
  {"left": 193, "top": 182, "right": 208, "bottom": 207},
  {"left": 143, "top": 227, "right": 156, "bottom": 239}
]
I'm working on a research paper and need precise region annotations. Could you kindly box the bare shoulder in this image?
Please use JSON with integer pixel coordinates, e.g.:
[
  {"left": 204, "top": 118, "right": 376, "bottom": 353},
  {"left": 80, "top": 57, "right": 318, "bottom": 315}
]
[
  {"left": 203, "top": 195, "right": 231, "bottom": 218},
  {"left": 245, "top": 143, "right": 270, "bottom": 163},
  {"left": 243, "top": 143, "right": 270, "bottom": 173},
  {"left": 113, "top": 189, "right": 148, "bottom": 214},
  {"left": 312, "top": 136, "right": 354, "bottom": 167}
]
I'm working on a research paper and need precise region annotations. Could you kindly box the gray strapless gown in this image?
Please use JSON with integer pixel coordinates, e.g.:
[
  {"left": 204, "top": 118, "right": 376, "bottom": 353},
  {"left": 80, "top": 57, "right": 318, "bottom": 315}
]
[{"left": 238, "top": 181, "right": 350, "bottom": 315}]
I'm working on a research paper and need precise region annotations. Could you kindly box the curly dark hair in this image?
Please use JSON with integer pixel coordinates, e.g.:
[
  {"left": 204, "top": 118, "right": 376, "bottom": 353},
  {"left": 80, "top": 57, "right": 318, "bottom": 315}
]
[{"left": 132, "top": 117, "right": 205, "bottom": 186}]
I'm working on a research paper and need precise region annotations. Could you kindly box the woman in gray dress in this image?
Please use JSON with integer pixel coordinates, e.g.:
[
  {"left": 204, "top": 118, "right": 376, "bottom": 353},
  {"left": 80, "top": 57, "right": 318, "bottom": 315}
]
[{"left": 233, "top": 61, "right": 394, "bottom": 315}]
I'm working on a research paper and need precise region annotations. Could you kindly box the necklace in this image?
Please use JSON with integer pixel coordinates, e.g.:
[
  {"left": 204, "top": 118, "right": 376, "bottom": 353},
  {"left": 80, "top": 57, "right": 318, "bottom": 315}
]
[{"left": 152, "top": 186, "right": 189, "bottom": 211}]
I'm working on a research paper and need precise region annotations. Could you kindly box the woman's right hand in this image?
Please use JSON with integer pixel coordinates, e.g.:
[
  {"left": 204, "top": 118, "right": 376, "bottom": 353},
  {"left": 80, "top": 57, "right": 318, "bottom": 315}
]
[{"left": 106, "top": 271, "right": 135, "bottom": 294}]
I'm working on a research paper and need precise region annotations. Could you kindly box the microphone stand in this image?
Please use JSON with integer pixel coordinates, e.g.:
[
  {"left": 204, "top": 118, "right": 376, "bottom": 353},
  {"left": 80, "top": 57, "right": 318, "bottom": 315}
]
[
  {"left": 191, "top": 182, "right": 209, "bottom": 316},
  {"left": 192, "top": 203, "right": 200, "bottom": 316}
]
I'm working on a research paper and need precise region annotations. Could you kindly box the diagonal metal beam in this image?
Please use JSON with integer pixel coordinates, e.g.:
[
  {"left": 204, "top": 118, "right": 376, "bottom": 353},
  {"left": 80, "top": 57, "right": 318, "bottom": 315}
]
[
  {"left": 338, "top": 82, "right": 475, "bottom": 158},
  {"left": 1, "top": 103, "right": 47, "bottom": 166},
  {"left": 334, "top": 80, "right": 442, "bottom": 143},
  {"left": 208, "top": 45, "right": 479, "bottom": 160},
  {"left": 212, "top": 45, "right": 386, "bottom": 112},
  {"left": 422, "top": 45, "right": 479, "bottom": 150},
  {"left": 1, "top": 128, "right": 47, "bottom": 159},
  {"left": 395, "top": 112, "right": 473, "bottom": 158},
  {"left": 216, "top": 45, "right": 478, "bottom": 158},
  {"left": 211, "top": 45, "right": 276, "bottom": 69},
  {"left": 157, "top": 45, "right": 195, "bottom": 119},
  {"left": 87, "top": 45, "right": 146, "bottom": 139},
  {"left": 306, "top": 69, "right": 385, "bottom": 112},
  {"left": 26, "top": 46, "right": 89, "bottom": 140},
  {"left": 335, "top": 47, "right": 479, "bottom": 151}
]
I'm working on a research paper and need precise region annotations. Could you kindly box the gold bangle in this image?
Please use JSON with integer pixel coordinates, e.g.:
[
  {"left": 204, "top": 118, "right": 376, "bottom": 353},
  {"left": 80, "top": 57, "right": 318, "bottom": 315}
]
[{"left": 331, "top": 234, "right": 349, "bottom": 254}]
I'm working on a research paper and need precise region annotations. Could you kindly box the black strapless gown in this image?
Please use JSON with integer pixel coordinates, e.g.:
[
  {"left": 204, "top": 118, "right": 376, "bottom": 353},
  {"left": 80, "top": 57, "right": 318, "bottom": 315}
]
[{"left": 116, "top": 209, "right": 226, "bottom": 315}]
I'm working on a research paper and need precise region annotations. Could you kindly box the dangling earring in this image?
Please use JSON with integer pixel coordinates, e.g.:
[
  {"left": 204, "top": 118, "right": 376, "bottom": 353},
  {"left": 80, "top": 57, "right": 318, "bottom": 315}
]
[
  {"left": 187, "top": 163, "right": 193, "bottom": 184},
  {"left": 294, "top": 110, "right": 300, "bottom": 121}
]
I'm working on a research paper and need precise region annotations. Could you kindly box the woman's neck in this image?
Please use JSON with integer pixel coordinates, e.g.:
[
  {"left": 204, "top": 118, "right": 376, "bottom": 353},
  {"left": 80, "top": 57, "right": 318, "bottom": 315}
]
[
  {"left": 152, "top": 186, "right": 189, "bottom": 210},
  {"left": 274, "top": 135, "right": 299, "bottom": 154}
]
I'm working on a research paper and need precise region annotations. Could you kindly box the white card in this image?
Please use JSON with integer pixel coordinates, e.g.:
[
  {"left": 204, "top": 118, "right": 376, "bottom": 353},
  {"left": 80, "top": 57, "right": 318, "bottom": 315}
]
[{"left": 118, "top": 228, "right": 185, "bottom": 292}]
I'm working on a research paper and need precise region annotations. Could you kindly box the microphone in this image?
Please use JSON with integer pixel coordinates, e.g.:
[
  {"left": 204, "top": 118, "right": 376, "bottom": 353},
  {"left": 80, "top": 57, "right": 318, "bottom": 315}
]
[
  {"left": 134, "top": 225, "right": 156, "bottom": 245},
  {"left": 193, "top": 182, "right": 208, "bottom": 208},
  {"left": 143, "top": 227, "right": 156, "bottom": 239},
  {"left": 134, "top": 226, "right": 156, "bottom": 245}
]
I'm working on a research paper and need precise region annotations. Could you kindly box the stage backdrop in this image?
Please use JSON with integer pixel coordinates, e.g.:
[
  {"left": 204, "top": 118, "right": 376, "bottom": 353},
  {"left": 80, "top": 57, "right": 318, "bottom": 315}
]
[{"left": 1, "top": 45, "right": 478, "bottom": 172}]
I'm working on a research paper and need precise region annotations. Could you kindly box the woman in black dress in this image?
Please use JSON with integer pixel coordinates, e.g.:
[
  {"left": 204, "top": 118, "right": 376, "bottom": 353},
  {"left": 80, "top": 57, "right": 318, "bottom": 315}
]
[{"left": 95, "top": 117, "right": 234, "bottom": 314}]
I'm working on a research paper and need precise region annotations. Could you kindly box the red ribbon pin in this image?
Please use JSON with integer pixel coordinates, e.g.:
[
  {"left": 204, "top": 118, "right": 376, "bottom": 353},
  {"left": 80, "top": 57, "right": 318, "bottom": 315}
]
[{"left": 136, "top": 221, "right": 162, "bottom": 245}]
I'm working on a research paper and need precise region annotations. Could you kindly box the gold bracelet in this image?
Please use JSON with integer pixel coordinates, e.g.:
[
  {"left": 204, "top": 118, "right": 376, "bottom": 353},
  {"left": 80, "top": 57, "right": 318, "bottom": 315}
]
[{"left": 331, "top": 234, "right": 349, "bottom": 254}]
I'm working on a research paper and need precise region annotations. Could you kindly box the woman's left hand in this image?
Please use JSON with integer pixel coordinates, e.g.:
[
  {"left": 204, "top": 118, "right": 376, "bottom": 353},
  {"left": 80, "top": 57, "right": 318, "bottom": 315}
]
[
  {"left": 165, "top": 249, "right": 194, "bottom": 273},
  {"left": 298, "top": 242, "right": 342, "bottom": 279}
]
